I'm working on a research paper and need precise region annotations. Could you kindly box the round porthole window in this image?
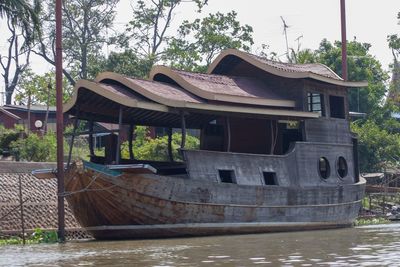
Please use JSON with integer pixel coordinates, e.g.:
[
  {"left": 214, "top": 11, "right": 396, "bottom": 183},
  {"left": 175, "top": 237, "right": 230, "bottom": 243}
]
[
  {"left": 318, "top": 157, "right": 330, "bottom": 179},
  {"left": 337, "top": 156, "right": 348, "bottom": 178}
]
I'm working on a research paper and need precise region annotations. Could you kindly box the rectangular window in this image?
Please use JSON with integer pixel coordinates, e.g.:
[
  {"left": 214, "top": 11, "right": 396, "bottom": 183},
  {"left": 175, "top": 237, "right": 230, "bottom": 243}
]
[
  {"left": 218, "top": 169, "right": 236, "bottom": 183},
  {"left": 307, "top": 92, "right": 325, "bottom": 116},
  {"left": 329, "top": 95, "right": 345, "bottom": 119},
  {"left": 263, "top": 172, "right": 277, "bottom": 185}
]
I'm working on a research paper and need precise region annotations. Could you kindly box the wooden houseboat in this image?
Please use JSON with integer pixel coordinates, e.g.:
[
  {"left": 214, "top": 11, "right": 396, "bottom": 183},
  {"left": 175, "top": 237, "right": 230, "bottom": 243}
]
[{"left": 63, "top": 49, "right": 367, "bottom": 239}]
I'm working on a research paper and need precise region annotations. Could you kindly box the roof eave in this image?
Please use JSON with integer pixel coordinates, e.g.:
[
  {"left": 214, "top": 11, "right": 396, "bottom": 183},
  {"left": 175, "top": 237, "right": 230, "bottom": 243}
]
[
  {"left": 63, "top": 80, "right": 169, "bottom": 114},
  {"left": 208, "top": 49, "right": 368, "bottom": 88}
]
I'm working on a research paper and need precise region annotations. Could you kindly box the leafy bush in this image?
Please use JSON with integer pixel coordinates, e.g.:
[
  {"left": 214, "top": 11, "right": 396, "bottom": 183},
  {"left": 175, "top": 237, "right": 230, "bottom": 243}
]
[
  {"left": 351, "top": 120, "right": 400, "bottom": 172},
  {"left": 0, "top": 126, "right": 20, "bottom": 155},
  {"left": 10, "top": 132, "right": 57, "bottom": 162},
  {"left": 121, "top": 126, "right": 200, "bottom": 161},
  {"left": 0, "top": 229, "right": 58, "bottom": 245},
  {"left": 6, "top": 125, "right": 199, "bottom": 163},
  {"left": 30, "top": 228, "right": 58, "bottom": 243}
]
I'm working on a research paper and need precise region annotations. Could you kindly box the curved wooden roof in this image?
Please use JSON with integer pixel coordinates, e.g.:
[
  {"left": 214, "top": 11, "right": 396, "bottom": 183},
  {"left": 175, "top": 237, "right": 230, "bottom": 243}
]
[
  {"left": 64, "top": 74, "right": 319, "bottom": 126},
  {"left": 95, "top": 72, "right": 203, "bottom": 108},
  {"left": 65, "top": 48, "right": 379, "bottom": 125},
  {"left": 64, "top": 80, "right": 168, "bottom": 114},
  {"left": 208, "top": 49, "right": 368, "bottom": 87},
  {"left": 149, "top": 66, "right": 295, "bottom": 107}
]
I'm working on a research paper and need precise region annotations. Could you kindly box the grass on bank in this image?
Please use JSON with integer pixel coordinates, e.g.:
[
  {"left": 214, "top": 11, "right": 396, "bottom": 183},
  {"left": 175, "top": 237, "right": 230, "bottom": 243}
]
[
  {"left": 354, "top": 217, "right": 391, "bottom": 226},
  {"left": 0, "top": 229, "right": 58, "bottom": 245}
]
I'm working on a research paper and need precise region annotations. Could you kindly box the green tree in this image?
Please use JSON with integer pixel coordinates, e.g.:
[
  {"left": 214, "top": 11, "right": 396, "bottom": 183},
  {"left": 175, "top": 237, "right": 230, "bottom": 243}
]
[
  {"left": 88, "top": 49, "right": 153, "bottom": 79},
  {"left": 288, "top": 48, "right": 316, "bottom": 64},
  {"left": 14, "top": 70, "right": 73, "bottom": 132},
  {"left": 0, "top": 17, "right": 31, "bottom": 105},
  {"left": 352, "top": 120, "right": 400, "bottom": 172},
  {"left": 115, "top": 0, "right": 207, "bottom": 74},
  {"left": 315, "top": 39, "right": 389, "bottom": 115},
  {"left": 0, "top": 0, "right": 41, "bottom": 104},
  {"left": 15, "top": 69, "right": 72, "bottom": 106},
  {"left": 0, "top": 0, "right": 40, "bottom": 42},
  {"left": 164, "top": 11, "right": 254, "bottom": 72},
  {"left": 33, "top": 0, "right": 119, "bottom": 85}
]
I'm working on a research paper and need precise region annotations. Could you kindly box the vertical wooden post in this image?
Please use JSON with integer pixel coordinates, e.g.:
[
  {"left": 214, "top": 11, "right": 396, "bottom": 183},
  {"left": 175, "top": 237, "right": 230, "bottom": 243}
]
[
  {"left": 180, "top": 111, "right": 186, "bottom": 149},
  {"left": 55, "top": 0, "right": 65, "bottom": 243},
  {"left": 226, "top": 116, "right": 231, "bottom": 152},
  {"left": 128, "top": 124, "right": 134, "bottom": 160},
  {"left": 67, "top": 110, "right": 80, "bottom": 168},
  {"left": 270, "top": 120, "right": 274, "bottom": 154},
  {"left": 116, "top": 106, "right": 123, "bottom": 164},
  {"left": 340, "top": 0, "right": 348, "bottom": 81},
  {"left": 369, "top": 194, "right": 372, "bottom": 211},
  {"left": 18, "top": 174, "right": 25, "bottom": 245},
  {"left": 88, "top": 120, "right": 94, "bottom": 157},
  {"left": 167, "top": 127, "right": 173, "bottom": 162}
]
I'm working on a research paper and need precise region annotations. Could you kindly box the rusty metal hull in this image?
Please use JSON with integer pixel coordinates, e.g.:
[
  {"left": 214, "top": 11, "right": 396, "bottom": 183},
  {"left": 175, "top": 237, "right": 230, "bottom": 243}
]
[{"left": 65, "top": 162, "right": 365, "bottom": 240}]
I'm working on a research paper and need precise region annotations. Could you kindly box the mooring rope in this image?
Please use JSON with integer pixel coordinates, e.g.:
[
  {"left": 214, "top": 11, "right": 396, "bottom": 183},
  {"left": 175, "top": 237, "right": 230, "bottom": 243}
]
[{"left": 61, "top": 173, "right": 116, "bottom": 197}]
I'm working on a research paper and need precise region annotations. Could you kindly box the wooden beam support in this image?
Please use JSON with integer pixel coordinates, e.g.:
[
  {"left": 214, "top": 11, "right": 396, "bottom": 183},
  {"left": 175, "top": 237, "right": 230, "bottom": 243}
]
[
  {"left": 226, "top": 116, "right": 231, "bottom": 152},
  {"left": 270, "top": 120, "right": 278, "bottom": 155},
  {"left": 180, "top": 111, "right": 186, "bottom": 149},
  {"left": 167, "top": 127, "right": 173, "bottom": 162},
  {"left": 67, "top": 112, "right": 80, "bottom": 168},
  {"left": 128, "top": 124, "right": 134, "bottom": 160},
  {"left": 88, "top": 120, "right": 94, "bottom": 157},
  {"left": 116, "top": 106, "right": 123, "bottom": 164}
]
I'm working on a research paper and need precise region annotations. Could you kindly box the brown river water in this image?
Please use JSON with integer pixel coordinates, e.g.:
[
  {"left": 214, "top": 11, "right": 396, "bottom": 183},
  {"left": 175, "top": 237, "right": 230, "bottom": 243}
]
[{"left": 1, "top": 224, "right": 400, "bottom": 266}]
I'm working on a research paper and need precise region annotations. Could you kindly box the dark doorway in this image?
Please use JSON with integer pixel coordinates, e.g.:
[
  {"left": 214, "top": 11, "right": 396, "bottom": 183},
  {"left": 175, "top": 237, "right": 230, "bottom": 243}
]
[{"left": 329, "top": 95, "right": 345, "bottom": 119}]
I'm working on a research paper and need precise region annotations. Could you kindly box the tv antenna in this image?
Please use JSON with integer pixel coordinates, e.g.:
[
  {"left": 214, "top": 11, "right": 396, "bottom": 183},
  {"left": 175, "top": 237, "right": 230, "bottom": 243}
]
[
  {"left": 280, "top": 16, "right": 290, "bottom": 57},
  {"left": 295, "top": 35, "right": 303, "bottom": 51}
]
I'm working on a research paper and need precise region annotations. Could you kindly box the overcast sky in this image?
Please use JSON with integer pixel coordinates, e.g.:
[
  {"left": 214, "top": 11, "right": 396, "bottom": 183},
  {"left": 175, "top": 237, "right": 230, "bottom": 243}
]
[
  {"left": 161, "top": 0, "right": 399, "bottom": 68},
  {"left": 0, "top": 0, "right": 399, "bottom": 101}
]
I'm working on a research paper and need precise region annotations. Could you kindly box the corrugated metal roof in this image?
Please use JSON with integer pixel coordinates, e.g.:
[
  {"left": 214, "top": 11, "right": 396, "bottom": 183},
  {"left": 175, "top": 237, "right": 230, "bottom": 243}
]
[{"left": 3, "top": 104, "right": 56, "bottom": 112}]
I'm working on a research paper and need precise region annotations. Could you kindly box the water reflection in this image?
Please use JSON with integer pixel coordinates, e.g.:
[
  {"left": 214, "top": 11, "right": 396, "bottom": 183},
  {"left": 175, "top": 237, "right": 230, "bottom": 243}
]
[{"left": 1, "top": 224, "right": 400, "bottom": 266}]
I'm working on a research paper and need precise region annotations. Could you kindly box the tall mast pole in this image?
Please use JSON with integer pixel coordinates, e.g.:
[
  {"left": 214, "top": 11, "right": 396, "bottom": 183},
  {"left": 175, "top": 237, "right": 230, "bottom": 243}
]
[
  {"left": 55, "top": 0, "right": 65, "bottom": 242},
  {"left": 340, "top": 0, "right": 348, "bottom": 81}
]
